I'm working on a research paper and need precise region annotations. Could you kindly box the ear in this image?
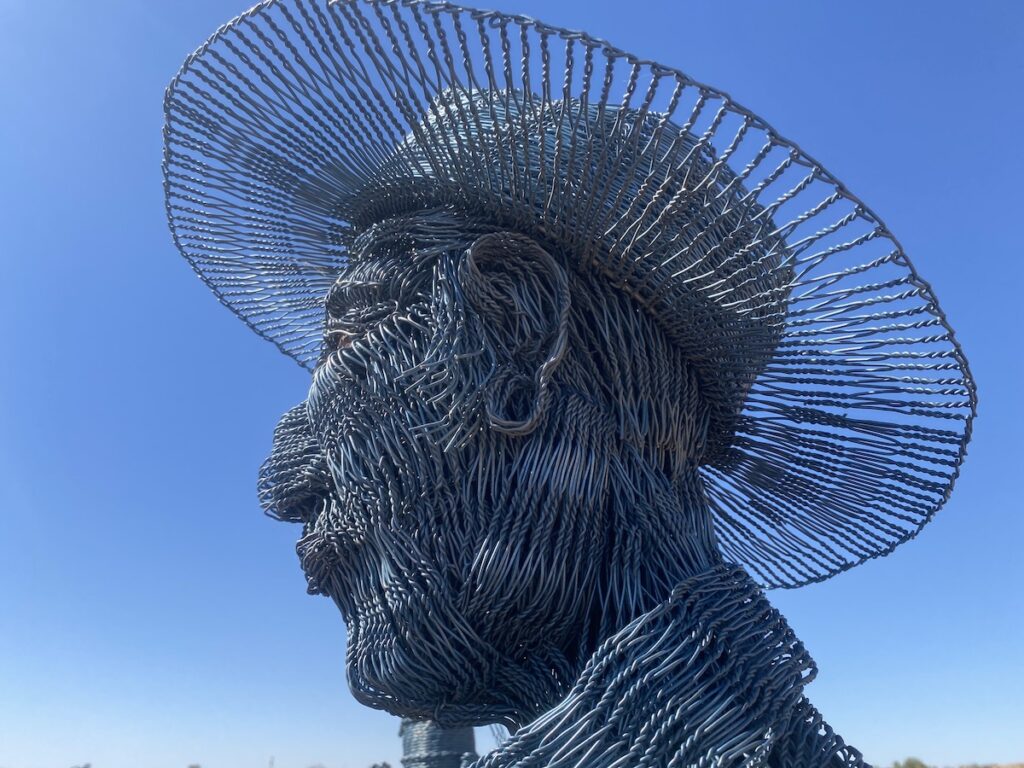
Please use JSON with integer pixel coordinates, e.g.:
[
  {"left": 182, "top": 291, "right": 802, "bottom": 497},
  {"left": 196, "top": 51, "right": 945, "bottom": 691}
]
[{"left": 457, "top": 232, "right": 571, "bottom": 436}]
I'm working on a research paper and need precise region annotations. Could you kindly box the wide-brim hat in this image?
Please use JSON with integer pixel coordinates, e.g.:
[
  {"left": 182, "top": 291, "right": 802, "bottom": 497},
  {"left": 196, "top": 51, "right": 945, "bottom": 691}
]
[{"left": 164, "top": 0, "right": 976, "bottom": 588}]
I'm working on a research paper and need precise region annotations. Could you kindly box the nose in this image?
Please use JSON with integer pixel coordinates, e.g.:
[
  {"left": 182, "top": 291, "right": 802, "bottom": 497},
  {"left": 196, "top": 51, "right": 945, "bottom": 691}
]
[{"left": 258, "top": 402, "right": 332, "bottom": 524}]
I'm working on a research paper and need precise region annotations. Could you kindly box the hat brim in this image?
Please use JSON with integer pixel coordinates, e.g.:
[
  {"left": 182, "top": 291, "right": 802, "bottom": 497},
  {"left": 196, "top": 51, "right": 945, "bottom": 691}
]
[{"left": 164, "top": 0, "right": 976, "bottom": 588}]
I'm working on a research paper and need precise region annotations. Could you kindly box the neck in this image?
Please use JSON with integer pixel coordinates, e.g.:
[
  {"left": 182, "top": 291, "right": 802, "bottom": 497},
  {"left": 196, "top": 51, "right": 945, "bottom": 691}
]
[{"left": 580, "top": 450, "right": 724, "bottom": 661}]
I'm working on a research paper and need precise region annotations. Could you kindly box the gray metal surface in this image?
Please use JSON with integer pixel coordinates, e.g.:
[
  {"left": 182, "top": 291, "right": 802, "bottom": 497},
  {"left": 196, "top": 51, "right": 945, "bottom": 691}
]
[{"left": 163, "top": 1, "right": 977, "bottom": 765}]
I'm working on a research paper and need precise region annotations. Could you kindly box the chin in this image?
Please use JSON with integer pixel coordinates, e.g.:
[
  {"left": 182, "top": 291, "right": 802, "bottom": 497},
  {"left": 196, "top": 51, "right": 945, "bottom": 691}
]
[
  {"left": 341, "top": 613, "right": 496, "bottom": 725},
  {"left": 336, "top": 585, "right": 570, "bottom": 729}
]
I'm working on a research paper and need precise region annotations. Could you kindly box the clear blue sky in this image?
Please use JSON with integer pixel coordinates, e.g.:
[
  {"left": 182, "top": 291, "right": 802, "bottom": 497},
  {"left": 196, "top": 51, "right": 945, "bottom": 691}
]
[{"left": 1, "top": 2, "right": 1021, "bottom": 767}]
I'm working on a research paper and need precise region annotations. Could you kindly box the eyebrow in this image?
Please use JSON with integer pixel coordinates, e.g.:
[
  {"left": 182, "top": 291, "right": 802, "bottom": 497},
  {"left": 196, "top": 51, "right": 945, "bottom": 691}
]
[
  {"left": 330, "top": 278, "right": 386, "bottom": 291},
  {"left": 325, "top": 278, "right": 387, "bottom": 313}
]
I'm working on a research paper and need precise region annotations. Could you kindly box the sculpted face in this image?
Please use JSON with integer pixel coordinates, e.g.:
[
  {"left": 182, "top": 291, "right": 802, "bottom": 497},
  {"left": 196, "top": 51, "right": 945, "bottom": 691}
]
[{"left": 259, "top": 211, "right": 718, "bottom": 728}]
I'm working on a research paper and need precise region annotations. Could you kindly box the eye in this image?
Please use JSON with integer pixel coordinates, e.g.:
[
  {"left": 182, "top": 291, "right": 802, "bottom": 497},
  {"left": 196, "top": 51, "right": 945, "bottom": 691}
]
[
  {"left": 324, "top": 326, "right": 357, "bottom": 352},
  {"left": 320, "top": 256, "right": 437, "bottom": 362}
]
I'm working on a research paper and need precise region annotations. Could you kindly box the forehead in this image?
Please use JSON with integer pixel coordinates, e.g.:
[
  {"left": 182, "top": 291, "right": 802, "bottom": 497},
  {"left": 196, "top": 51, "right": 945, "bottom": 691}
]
[
  {"left": 343, "top": 215, "right": 459, "bottom": 277},
  {"left": 326, "top": 211, "right": 515, "bottom": 316},
  {"left": 337, "top": 252, "right": 422, "bottom": 283},
  {"left": 324, "top": 241, "right": 439, "bottom": 318}
]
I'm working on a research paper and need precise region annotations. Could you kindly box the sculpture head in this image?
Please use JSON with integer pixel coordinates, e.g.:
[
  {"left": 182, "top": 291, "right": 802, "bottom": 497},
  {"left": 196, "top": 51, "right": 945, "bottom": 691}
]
[
  {"left": 163, "top": 0, "right": 975, "bottom": 736},
  {"left": 259, "top": 211, "right": 722, "bottom": 726}
]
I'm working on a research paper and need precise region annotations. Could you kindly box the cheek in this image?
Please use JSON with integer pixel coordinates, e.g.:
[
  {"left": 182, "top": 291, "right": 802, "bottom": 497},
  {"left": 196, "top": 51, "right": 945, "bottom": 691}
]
[
  {"left": 307, "top": 291, "right": 498, "bottom": 480},
  {"left": 305, "top": 346, "right": 459, "bottom": 524}
]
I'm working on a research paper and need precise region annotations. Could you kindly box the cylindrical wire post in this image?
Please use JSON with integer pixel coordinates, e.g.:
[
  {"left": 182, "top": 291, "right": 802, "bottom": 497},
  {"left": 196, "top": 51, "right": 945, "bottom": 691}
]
[{"left": 399, "top": 719, "right": 477, "bottom": 768}]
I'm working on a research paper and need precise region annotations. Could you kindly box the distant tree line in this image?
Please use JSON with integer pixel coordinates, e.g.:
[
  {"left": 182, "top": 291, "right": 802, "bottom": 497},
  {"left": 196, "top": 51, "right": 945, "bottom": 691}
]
[{"left": 889, "top": 760, "right": 1017, "bottom": 768}]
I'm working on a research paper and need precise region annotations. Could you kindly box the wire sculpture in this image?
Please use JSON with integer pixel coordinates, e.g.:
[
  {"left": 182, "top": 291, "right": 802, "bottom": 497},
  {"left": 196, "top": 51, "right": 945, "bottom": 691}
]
[{"left": 163, "top": 0, "right": 977, "bottom": 765}]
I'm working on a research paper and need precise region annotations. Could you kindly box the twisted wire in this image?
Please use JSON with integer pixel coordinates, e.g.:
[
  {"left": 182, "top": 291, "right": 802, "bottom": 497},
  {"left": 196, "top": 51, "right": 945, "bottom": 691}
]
[
  {"left": 165, "top": 1, "right": 977, "bottom": 765},
  {"left": 472, "top": 566, "right": 864, "bottom": 768},
  {"left": 261, "top": 211, "right": 721, "bottom": 725}
]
